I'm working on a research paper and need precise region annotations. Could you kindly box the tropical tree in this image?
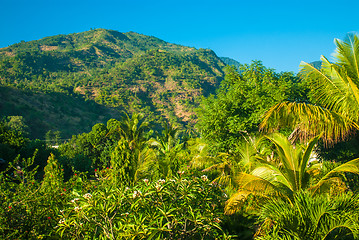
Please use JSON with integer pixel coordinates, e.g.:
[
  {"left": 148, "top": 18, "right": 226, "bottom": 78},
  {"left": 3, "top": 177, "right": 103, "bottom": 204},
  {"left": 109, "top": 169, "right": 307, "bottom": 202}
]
[
  {"left": 261, "top": 33, "right": 359, "bottom": 145},
  {"left": 225, "top": 133, "right": 359, "bottom": 214},
  {"left": 110, "top": 137, "right": 156, "bottom": 186},
  {"left": 107, "top": 113, "right": 157, "bottom": 185}
]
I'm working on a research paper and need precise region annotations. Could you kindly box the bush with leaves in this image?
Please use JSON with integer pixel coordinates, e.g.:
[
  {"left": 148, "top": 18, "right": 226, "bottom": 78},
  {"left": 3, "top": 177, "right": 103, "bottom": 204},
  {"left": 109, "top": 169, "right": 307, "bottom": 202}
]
[{"left": 57, "top": 171, "right": 233, "bottom": 239}]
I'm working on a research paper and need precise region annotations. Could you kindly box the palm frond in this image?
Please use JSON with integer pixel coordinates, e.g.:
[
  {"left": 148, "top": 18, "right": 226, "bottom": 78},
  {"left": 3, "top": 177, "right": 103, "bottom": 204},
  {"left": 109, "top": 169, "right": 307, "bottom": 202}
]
[
  {"left": 225, "top": 172, "right": 292, "bottom": 214},
  {"left": 225, "top": 175, "right": 279, "bottom": 215},
  {"left": 301, "top": 56, "right": 359, "bottom": 123},
  {"left": 334, "top": 33, "right": 359, "bottom": 81},
  {"left": 258, "top": 191, "right": 359, "bottom": 240},
  {"left": 320, "top": 158, "right": 359, "bottom": 181},
  {"left": 224, "top": 191, "right": 251, "bottom": 215},
  {"left": 261, "top": 34, "right": 359, "bottom": 145},
  {"left": 260, "top": 101, "right": 357, "bottom": 145}
]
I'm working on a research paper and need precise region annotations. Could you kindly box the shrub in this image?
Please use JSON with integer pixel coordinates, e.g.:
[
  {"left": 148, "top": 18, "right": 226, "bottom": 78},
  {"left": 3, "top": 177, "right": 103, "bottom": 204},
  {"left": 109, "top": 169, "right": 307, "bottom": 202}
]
[{"left": 57, "top": 173, "right": 232, "bottom": 239}]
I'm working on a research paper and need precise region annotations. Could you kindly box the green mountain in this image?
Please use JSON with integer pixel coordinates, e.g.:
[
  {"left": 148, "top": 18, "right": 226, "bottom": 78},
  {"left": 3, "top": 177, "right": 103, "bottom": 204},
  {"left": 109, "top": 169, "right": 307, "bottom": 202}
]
[
  {"left": 0, "top": 29, "right": 225, "bottom": 139},
  {"left": 220, "top": 57, "right": 241, "bottom": 69}
]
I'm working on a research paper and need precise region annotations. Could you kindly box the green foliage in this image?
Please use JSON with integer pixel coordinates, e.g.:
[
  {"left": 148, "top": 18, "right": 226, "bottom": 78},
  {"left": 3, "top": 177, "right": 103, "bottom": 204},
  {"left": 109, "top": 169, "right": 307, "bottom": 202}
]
[
  {"left": 257, "top": 191, "right": 359, "bottom": 240},
  {"left": 0, "top": 153, "right": 69, "bottom": 239},
  {"left": 58, "top": 114, "right": 154, "bottom": 174},
  {"left": 41, "top": 153, "right": 64, "bottom": 192},
  {"left": 150, "top": 124, "right": 187, "bottom": 178},
  {"left": 4, "top": 30, "right": 359, "bottom": 240},
  {"left": 3, "top": 116, "right": 29, "bottom": 136},
  {"left": 0, "top": 117, "right": 53, "bottom": 176},
  {"left": 0, "top": 150, "right": 235, "bottom": 239},
  {"left": 57, "top": 175, "right": 230, "bottom": 239},
  {"left": 0, "top": 117, "right": 28, "bottom": 149},
  {"left": 45, "top": 130, "right": 61, "bottom": 146},
  {"left": 110, "top": 137, "right": 156, "bottom": 187},
  {"left": 197, "top": 62, "right": 305, "bottom": 152},
  {"left": 0, "top": 86, "right": 114, "bottom": 139}
]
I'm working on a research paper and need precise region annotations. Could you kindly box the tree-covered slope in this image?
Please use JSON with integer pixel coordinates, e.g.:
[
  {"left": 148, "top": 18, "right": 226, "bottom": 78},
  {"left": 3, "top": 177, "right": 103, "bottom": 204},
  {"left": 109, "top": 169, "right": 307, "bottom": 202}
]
[{"left": 0, "top": 29, "right": 226, "bottom": 139}]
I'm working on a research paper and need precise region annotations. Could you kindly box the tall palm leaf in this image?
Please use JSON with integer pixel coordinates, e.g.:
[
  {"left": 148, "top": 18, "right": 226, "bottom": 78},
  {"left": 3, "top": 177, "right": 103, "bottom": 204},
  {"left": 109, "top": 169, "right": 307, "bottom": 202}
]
[{"left": 120, "top": 112, "right": 150, "bottom": 150}]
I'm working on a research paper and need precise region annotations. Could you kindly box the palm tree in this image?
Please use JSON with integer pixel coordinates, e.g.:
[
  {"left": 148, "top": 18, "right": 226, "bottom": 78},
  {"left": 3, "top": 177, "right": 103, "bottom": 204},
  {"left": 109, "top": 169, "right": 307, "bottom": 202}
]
[
  {"left": 110, "top": 137, "right": 156, "bottom": 186},
  {"left": 119, "top": 112, "right": 150, "bottom": 150},
  {"left": 107, "top": 113, "right": 157, "bottom": 186},
  {"left": 261, "top": 33, "right": 359, "bottom": 145},
  {"left": 150, "top": 124, "right": 183, "bottom": 156},
  {"left": 225, "top": 133, "right": 359, "bottom": 214},
  {"left": 149, "top": 124, "right": 184, "bottom": 178}
]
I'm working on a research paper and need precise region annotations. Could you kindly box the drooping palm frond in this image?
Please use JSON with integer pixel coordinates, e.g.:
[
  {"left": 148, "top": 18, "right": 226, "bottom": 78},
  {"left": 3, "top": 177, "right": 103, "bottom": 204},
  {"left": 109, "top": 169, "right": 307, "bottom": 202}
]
[
  {"left": 133, "top": 146, "right": 157, "bottom": 182},
  {"left": 260, "top": 101, "right": 357, "bottom": 145},
  {"left": 224, "top": 172, "right": 286, "bottom": 215}
]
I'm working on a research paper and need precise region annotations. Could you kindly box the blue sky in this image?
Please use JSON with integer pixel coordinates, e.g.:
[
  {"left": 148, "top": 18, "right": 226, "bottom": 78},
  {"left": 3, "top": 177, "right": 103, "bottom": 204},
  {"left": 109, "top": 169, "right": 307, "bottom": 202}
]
[{"left": 1, "top": 0, "right": 358, "bottom": 72}]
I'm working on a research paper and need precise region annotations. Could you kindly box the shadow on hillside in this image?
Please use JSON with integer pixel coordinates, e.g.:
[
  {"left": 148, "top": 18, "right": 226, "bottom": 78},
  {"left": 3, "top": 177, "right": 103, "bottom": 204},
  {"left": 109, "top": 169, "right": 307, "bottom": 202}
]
[{"left": 0, "top": 86, "right": 122, "bottom": 139}]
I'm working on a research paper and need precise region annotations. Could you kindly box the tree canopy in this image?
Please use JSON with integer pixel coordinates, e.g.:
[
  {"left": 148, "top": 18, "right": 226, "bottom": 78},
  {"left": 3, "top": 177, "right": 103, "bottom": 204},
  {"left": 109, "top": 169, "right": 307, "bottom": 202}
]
[{"left": 196, "top": 61, "right": 306, "bottom": 152}]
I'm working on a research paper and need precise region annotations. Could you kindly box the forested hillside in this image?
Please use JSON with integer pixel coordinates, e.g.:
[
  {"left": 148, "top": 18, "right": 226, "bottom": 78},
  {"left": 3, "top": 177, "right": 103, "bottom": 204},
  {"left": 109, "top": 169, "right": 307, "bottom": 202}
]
[{"left": 0, "top": 29, "right": 225, "bottom": 139}]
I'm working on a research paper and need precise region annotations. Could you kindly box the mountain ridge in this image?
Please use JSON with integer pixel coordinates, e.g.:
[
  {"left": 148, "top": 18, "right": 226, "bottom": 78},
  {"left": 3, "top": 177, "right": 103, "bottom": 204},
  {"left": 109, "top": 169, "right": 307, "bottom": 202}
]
[{"left": 0, "top": 29, "right": 226, "bottom": 139}]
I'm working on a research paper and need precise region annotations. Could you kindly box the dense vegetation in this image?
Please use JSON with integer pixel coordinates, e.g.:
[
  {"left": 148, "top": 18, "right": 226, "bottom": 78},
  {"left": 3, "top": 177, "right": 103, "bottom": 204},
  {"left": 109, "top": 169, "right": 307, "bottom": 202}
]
[{"left": 2, "top": 30, "right": 359, "bottom": 239}]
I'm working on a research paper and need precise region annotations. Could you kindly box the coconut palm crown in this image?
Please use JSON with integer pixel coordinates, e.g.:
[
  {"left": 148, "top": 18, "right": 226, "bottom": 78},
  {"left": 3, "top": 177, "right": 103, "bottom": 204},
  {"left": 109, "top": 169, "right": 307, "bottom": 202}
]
[{"left": 261, "top": 33, "right": 359, "bottom": 145}]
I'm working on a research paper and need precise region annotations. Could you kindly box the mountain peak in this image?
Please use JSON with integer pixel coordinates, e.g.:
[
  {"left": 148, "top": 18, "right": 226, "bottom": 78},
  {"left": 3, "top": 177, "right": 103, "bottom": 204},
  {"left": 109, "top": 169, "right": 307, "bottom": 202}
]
[{"left": 0, "top": 29, "right": 225, "bottom": 139}]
